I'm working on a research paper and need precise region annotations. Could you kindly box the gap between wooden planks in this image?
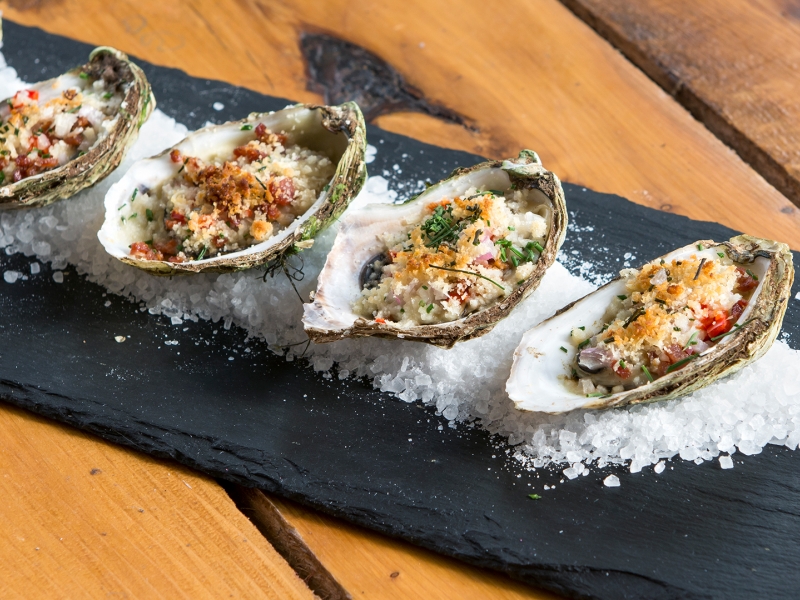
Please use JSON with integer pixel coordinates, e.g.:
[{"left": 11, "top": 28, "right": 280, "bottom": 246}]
[
  {"left": 0, "top": 0, "right": 798, "bottom": 597},
  {"left": 558, "top": 0, "right": 800, "bottom": 210}
]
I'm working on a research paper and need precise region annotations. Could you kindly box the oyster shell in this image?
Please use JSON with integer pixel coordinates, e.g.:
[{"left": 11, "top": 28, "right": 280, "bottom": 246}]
[
  {"left": 506, "top": 235, "right": 794, "bottom": 413},
  {"left": 303, "top": 150, "right": 567, "bottom": 348},
  {"left": 0, "top": 46, "right": 155, "bottom": 209},
  {"left": 98, "top": 102, "right": 367, "bottom": 274}
]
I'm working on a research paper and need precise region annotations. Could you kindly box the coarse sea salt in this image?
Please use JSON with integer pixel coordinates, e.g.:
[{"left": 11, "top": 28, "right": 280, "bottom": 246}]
[{"left": 1, "top": 52, "right": 799, "bottom": 481}]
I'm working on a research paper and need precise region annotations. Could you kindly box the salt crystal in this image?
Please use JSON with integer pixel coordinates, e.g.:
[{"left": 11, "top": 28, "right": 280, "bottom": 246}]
[
  {"left": 114, "top": 336, "right": 125, "bottom": 343},
  {"left": 719, "top": 455, "right": 734, "bottom": 469},
  {"left": 52, "top": 271, "right": 64, "bottom": 283},
  {"left": 0, "top": 58, "right": 792, "bottom": 483},
  {"left": 603, "top": 475, "right": 620, "bottom": 487},
  {"left": 3, "top": 270, "right": 20, "bottom": 283}
]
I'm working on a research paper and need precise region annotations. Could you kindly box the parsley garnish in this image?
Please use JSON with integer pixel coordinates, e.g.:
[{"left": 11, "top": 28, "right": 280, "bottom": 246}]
[{"left": 241, "top": 124, "right": 254, "bottom": 131}]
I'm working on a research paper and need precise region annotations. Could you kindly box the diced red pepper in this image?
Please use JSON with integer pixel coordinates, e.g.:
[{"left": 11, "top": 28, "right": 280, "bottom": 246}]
[
  {"left": 268, "top": 177, "right": 295, "bottom": 206},
  {"left": 129, "top": 241, "right": 163, "bottom": 261},
  {"left": 169, "top": 149, "right": 183, "bottom": 163},
  {"left": 735, "top": 267, "right": 758, "bottom": 293}
]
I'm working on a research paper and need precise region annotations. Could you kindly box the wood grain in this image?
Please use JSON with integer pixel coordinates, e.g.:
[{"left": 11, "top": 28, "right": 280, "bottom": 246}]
[
  {"left": 0, "top": 404, "right": 314, "bottom": 599},
  {"left": 0, "top": 0, "right": 798, "bottom": 597},
  {"left": 559, "top": 0, "right": 800, "bottom": 210},
  {"left": 2, "top": 0, "right": 798, "bottom": 247},
  {"left": 269, "top": 495, "right": 562, "bottom": 600}
]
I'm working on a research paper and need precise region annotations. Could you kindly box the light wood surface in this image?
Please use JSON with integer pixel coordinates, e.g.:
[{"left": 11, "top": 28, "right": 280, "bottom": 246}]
[
  {"left": 0, "top": 404, "right": 313, "bottom": 599},
  {"left": 560, "top": 0, "right": 800, "bottom": 208},
  {"left": 269, "top": 495, "right": 563, "bottom": 600},
  {"left": 0, "top": 0, "right": 798, "bottom": 597}
]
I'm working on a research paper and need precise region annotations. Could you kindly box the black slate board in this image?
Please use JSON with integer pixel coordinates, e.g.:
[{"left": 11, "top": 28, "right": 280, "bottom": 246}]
[{"left": 2, "top": 22, "right": 800, "bottom": 600}]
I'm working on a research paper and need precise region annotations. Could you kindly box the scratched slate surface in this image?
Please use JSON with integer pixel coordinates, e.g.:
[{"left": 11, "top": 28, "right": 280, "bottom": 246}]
[{"left": 2, "top": 21, "right": 800, "bottom": 600}]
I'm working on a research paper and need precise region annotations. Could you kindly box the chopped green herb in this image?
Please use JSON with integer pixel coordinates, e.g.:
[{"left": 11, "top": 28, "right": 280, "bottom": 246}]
[
  {"left": 131, "top": 188, "right": 138, "bottom": 201},
  {"left": 254, "top": 176, "right": 267, "bottom": 190},
  {"left": 577, "top": 338, "right": 591, "bottom": 350},
  {"left": 697, "top": 243, "right": 704, "bottom": 250},
  {"left": 430, "top": 264, "right": 505, "bottom": 290},
  {"left": 623, "top": 308, "right": 645, "bottom": 328},
  {"left": 619, "top": 359, "right": 627, "bottom": 369},
  {"left": 603, "top": 337, "right": 615, "bottom": 344},
  {"left": 144, "top": 239, "right": 153, "bottom": 246},
  {"left": 531, "top": 241, "right": 545, "bottom": 253},
  {"left": 0, "top": 172, "right": 5, "bottom": 185},
  {"left": 617, "top": 294, "right": 627, "bottom": 300},
  {"left": 118, "top": 203, "right": 126, "bottom": 211},
  {"left": 257, "top": 165, "right": 267, "bottom": 171},
  {"left": 14, "top": 128, "right": 19, "bottom": 136},
  {"left": 489, "top": 189, "right": 504, "bottom": 196},
  {"left": 79, "top": 72, "right": 89, "bottom": 80},
  {"left": 746, "top": 269, "right": 759, "bottom": 281},
  {"left": 666, "top": 353, "right": 699, "bottom": 373},
  {"left": 241, "top": 124, "right": 254, "bottom": 131},
  {"left": 660, "top": 259, "right": 665, "bottom": 265},
  {"left": 586, "top": 392, "right": 605, "bottom": 398},
  {"left": 196, "top": 246, "right": 208, "bottom": 261},
  {"left": 710, "top": 318, "right": 755, "bottom": 341},
  {"left": 103, "top": 92, "right": 113, "bottom": 100},
  {"left": 67, "top": 104, "right": 82, "bottom": 114},
  {"left": 578, "top": 326, "right": 585, "bottom": 330},
  {"left": 654, "top": 298, "right": 666, "bottom": 304},
  {"left": 560, "top": 346, "right": 568, "bottom": 353},
  {"left": 527, "top": 494, "right": 542, "bottom": 500},
  {"left": 120, "top": 216, "right": 126, "bottom": 223},
  {"left": 426, "top": 303, "right": 434, "bottom": 313},
  {"left": 130, "top": 212, "right": 138, "bottom": 219},
  {"left": 641, "top": 365, "right": 654, "bottom": 382},
  {"left": 472, "top": 229, "right": 482, "bottom": 246},
  {"left": 717, "top": 252, "right": 725, "bottom": 258},
  {"left": 673, "top": 326, "right": 681, "bottom": 331},
  {"left": 684, "top": 331, "right": 698, "bottom": 349},
  {"left": 422, "top": 285, "right": 428, "bottom": 290},
  {"left": 694, "top": 257, "right": 706, "bottom": 280},
  {"left": 146, "top": 208, "right": 154, "bottom": 222},
  {"left": 507, "top": 225, "right": 515, "bottom": 231}
]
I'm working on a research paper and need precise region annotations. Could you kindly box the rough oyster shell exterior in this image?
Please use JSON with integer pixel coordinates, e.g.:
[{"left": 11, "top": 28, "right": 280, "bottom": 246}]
[
  {"left": 99, "top": 102, "right": 367, "bottom": 275},
  {"left": 0, "top": 46, "right": 155, "bottom": 209},
  {"left": 303, "top": 150, "right": 568, "bottom": 348}
]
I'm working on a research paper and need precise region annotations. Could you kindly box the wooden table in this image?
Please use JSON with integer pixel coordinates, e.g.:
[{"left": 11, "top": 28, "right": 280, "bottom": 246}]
[{"left": 1, "top": 0, "right": 798, "bottom": 598}]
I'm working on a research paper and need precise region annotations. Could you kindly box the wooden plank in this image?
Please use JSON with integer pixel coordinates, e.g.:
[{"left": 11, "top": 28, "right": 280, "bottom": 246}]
[
  {"left": 1, "top": 0, "right": 798, "bottom": 246},
  {"left": 0, "top": 0, "right": 798, "bottom": 597},
  {"left": 268, "top": 494, "right": 562, "bottom": 600},
  {"left": 0, "top": 404, "right": 314, "bottom": 600},
  {"left": 559, "top": 0, "right": 800, "bottom": 209}
]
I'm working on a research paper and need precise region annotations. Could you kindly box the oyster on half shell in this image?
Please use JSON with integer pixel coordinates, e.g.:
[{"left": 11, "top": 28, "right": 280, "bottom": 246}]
[
  {"left": 303, "top": 150, "right": 567, "bottom": 348},
  {"left": 98, "top": 102, "right": 367, "bottom": 274},
  {"left": 0, "top": 47, "right": 154, "bottom": 209},
  {"left": 506, "top": 235, "right": 794, "bottom": 414}
]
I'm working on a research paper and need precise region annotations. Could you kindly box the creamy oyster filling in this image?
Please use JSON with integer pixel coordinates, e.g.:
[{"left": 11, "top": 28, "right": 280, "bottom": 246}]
[
  {"left": 0, "top": 76, "right": 123, "bottom": 183},
  {"left": 353, "top": 187, "right": 551, "bottom": 326},
  {"left": 123, "top": 123, "right": 334, "bottom": 262},
  {"left": 569, "top": 251, "right": 759, "bottom": 396}
]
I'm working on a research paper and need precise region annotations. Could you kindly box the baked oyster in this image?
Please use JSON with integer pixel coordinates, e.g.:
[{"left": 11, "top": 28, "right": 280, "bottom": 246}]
[
  {"left": 98, "top": 102, "right": 366, "bottom": 274},
  {"left": 303, "top": 150, "right": 567, "bottom": 348},
  {"left": 506, "top": 235, "right": 794, "bottom": 413},
  {"left": 0, "top": 46, "right": 154, "bottom": 209}
]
